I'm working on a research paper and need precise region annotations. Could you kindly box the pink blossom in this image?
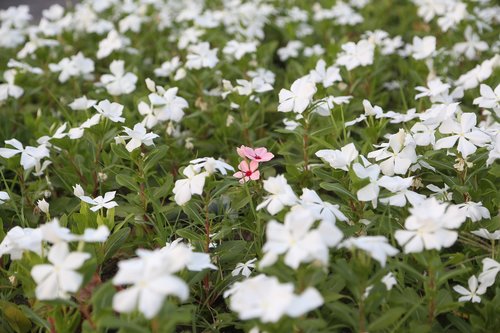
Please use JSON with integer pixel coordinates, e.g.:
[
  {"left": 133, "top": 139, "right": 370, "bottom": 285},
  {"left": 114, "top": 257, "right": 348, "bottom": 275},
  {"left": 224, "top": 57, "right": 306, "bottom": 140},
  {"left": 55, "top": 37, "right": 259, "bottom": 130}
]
[
  {"left": 236, "top": 146, "right": 274, "bottom": 162},
  {"left": 234, "top": 160, "right": 260, "bottom": 183}
]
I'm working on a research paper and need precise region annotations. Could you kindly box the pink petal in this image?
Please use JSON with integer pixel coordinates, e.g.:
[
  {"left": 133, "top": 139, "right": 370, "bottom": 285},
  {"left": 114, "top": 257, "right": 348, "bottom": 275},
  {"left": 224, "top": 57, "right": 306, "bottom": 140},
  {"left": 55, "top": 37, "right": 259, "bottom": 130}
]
[
  {"left": 249, "top": 160, "right": 259, "bottom": 172},
  {"left": 250, "top": 170, "right": 260, "bottom": 180}
]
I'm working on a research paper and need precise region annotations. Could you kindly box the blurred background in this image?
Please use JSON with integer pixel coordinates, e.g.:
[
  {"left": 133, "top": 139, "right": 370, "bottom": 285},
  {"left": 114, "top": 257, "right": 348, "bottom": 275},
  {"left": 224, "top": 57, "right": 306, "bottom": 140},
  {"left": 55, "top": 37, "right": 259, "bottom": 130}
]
[{"left": 0, "top": 0, "right": 74, "bottom": 19}]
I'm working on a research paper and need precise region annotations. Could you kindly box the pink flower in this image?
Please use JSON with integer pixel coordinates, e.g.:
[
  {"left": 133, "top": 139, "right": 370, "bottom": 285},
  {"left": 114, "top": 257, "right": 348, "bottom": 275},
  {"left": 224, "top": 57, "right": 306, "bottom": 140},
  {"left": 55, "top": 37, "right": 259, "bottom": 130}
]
[
  {"left": 236, "top": 146, "right": 274, "bottom": 162},
  {"left": 234, "top": 160, "right": 260, "bottom": 183}
]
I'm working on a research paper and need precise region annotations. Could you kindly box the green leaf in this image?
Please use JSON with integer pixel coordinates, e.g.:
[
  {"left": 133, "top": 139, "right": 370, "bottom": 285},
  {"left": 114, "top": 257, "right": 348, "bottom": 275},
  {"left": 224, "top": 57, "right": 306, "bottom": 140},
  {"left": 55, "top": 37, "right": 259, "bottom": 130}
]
[
  {"left": 176, "top": 228, "right": 204, "bottom": 242},
  {"left": 116, "top": 174, "right": 140, "bottom": 192},
  {"left": 368, "top": 307, "right": 406, "bottom": 331},
  {"left": 320, "top": 182, "right": 356, "bottom": 200},
  {"left": 102, "top": 227, "right": 130, "bottom": 262},
  {"left": 0, "top": 301, "right": 32, "bottom": 333}
]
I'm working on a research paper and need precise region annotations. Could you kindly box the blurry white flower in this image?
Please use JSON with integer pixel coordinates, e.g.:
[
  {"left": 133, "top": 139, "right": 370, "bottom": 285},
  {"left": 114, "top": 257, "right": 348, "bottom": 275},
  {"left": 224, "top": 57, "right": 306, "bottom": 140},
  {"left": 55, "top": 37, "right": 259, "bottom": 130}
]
[
  {"left": 395, "top": 198, "right": 466, "bottom": 253},
  {"left": 48, "top": 52, "right": 94, "bottom": 83},
  {"left": 0, "top": 226, "right": 42, "bottom": 260},
  {"left": 278, "top": 77, "right": 316, "bottom": 114},
  {"left": 336, "top": 40, "right": 374, "bottom": 70},
  {"left": 453, "top": 26, "right": 488, "bottom": 60},
  {"left": 225, "top": 274, "right": 323, "bottom": 323},
  {"left": 190, "top": 157, "right": 234, "bottom": 175},
  {"left": 473, "top": 84, "right": 499, "bottom": 110},
  {"left": 73, "top": 184, "right": 85, "bottom": 197},
  {"left": 69, "top": 96, "right": 96, "bottom": 111},
  {"left": 382, "top": 272, "right": 397, "bottom": 290},
  {"left": 93, "top": 100, "right": 125, "bottom": 123},
  {"left": 316, "top": 143, "right": 359, "bottom": 171},
  {"left": 100, "top": 60, "right": 138, "bottom": 96},
  {"left": 411, "top": 36, "right": 436, "bottom": 60},
  {"left": 0, "top": 191, "right": 10, "bottom": 204},
  {"left": 256, "top": 175, "right": 298, "bottom": 215},
  {"left": 378, "top": 176, "right": 426, "bottom": 207},
  {"left": 478, "top": 258, "right": 500, "bottom": 288},
  {"left": 471, "top": 229, "right": 500, "bottom": 241},
  {"left": 457, "top": 201, "right": 490, "bottom": 222},
  {"left": 0, "top": 70, "right": 23, "bottom": 101},
  {"left": 31, "top": 242, "right": 90, "bottom": 300},
  {"left": 299, "top": 188, "right": 348, "bottom": 223},
  {"left": 186, "top": 42, "right": 218, "bottom": 69},
  {"left": 37, "top": 198, "right": 50, "bottom": 214},
  {"left": 340, "top": 236, "right": 398, "bottom": 267},
  {"left": 308, "top": 59, "right": 342, "bottom": 88},
  {"left": 172, "top": 165, "right": 208, "bottom": 206}
]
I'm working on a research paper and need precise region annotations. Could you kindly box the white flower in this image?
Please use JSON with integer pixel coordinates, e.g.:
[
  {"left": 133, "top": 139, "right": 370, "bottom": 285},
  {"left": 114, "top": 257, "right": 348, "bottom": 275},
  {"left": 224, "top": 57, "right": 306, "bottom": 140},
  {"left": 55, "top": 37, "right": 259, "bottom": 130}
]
[
  {"left": 185, "top": 42, "right": 218, "bottom": 69},
  {"left": 68, "top": 96, "right": 96, "bottom": 111},
  {"left": 453, "top": 276, "right": 486, "bottom": 303},
  {"left": 453, "top": 26, "right": 488, "bottom": 60},
  {"left": 97, "top": 30, "right": 130, "bottom": 59},
  {"left": 113, "top": 241, "right": 214, "bottom": 319},
  {"left": 336, "top": 40, "right": 374, "bottom": 70},
  {"left": 223, "top": 40, "right": 257, "bottom": 60},
  {"left": 353, "top": 162, "right": 381, "bottom": 205},
  {"left": 142, "top": 87, "right": 189, "bottom": 125},
  {"left": 0, "top": 191, "right": 10, "bottom": 204},
  {"left": 471, "top": 229, "right": 500, "bottom": 241},
  {"left": 0, "top": 226, "right": 42, "bottom": 260},
  {"left": 382, "top": 272, "right": 397, "bottom": 290},
  {"left": 40, "top": 218, "right": 110, "bottom": 243},
  {"left": 395, "top": 198, "right": 466, "bottom": 253},
  {"left": 31, "top": 242, "right": 90, "bottom": 300},
  {"left": 308, "top": 59, "right": 342, "bottom": 88},
  {"left": 115, "top": 123, "right": 159, "bottom": 152},
  {"left": 256, "top": 175, "right": 298, "bottom": 215},
  {"left": 73, "top": 184, "right": 85, "bottom": 197},
  {"left": 457, "top": 201, "right": 490, "bottom": 222},
  {"left": 260, "top": 207, "right": 342, "bottom": 269},
  {"left": 190, "top": 157, "right": 234, "bottom": 175},
  {"left": 100, "top": 60, "right": 138, "bottom": 96},
  {"left": 487, "top": 134, "right": 500, "bottom": 166},
  {"left": 378, "top": 176, "right": 426, "bottom": 207},
  {"left": 154, "top": 56, "right": 182, "bottom": 77},
  {"left": 478, "top": 258, "right": 500, "bottom": 288},
  {"left": 277, "top": 77, "right": 317, "bottom": 114},
  {"left": 48, "top": 52, "right": 94, "bottom": 83},
  {"left": 434, "top": 113, "right": 490, "bottom": 158},
  {"left": 225, "top": 274, "right": 323, "bottom": 323},
  {"left": 427, "top": 183, "right": 452, "bottom": 201},
  {"left": 172, "top": 165, "right": 208, "bottom": 206},
  {"left": 232, "top": 258, "right": 257, "bottom": 278},
  {"left": 93, "top": 100, "right": 125, "bottom": 123},
  {"left": 299, "top": 188, "right": 348, "bottom": 223},
  {"left": 0, "top": 139, "right": 50, "bottom": 171},
  {"left": 368, "top": 129, "right": 417, "bottom": 176},
  {"left": 415, "top": 78, "right": 450, "bottom": 100},
  {"left": 80, "top": 191, "right": 119, "bottom": 212},
  {"left": 37, "top": 198, "right": 50, "bottom": 214},
  {"left": 340, "top": 236, "right": 398, "bottom": 267},
  {"left": 0, "top": 70, "right": 23, "bottom": 101},
  {"left": 411, "top": 36, "right": 436, "bottom": 60},
  {"left": 473, "top": 84, "right": 499, "bottom": 110},
  {"left": 316, "top": 143, "right": 359, "bottom": 171}
]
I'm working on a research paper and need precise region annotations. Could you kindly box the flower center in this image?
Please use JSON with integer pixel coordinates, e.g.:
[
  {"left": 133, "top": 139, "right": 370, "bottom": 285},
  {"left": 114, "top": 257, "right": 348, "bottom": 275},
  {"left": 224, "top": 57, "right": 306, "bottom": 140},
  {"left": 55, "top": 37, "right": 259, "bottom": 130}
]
[{"left": 245, "top": 170, "right": 252, "bottom": 177}]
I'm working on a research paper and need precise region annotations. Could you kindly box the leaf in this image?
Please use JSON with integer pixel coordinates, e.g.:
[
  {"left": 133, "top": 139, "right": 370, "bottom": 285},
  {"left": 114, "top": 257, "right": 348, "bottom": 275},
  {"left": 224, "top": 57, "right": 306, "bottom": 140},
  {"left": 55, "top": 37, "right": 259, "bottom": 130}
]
[
  {"left": 115, "top": 174, "right": 140, "bottom": 192},
  {"left": 176, "top": 228, "right": 204, "bottom": 242},
  {"left": 110, "top": 143, "right": 131, "bottom": 161},
  {"left": 96, "top": 315, "right": 149, "bottom": 333},
  {"left": 320, "top": 182, "right": 356, "bottom": 200},
  {"left": 0, "top": 301, "right": 32, "bottom": 333},
  {"left": 102, "top": 227, "right": 130, "bottom": 262},
  {"left": 368, "top": 307, "right": 406, "bottom": 331}
]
